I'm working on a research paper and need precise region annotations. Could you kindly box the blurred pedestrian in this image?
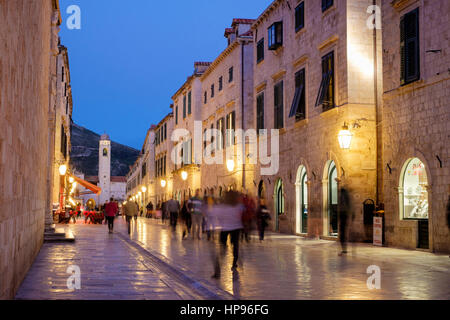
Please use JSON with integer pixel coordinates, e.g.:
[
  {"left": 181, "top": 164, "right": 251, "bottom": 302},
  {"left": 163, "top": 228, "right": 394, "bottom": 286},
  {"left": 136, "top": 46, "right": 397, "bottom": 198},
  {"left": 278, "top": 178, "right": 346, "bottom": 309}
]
[
  {"left": 338, "top": 187, "right": 352, "bottom": 256},
  {"left": 167, "top": 197, "right": 180, "bottom": 232},
  {"left": 146, "top": 201, "right": 154, "bottom": 218},
  {"left": 180, "top": 200, "right": 191, "bottom": 239},
  {"left": 188, "top": 190, "right": 204, "bottom": 240},
  {"left": 124, "top": 200, "right": 138, "bottom": 234},
  {"left": 211, "top": 190, "right": 244, "bottom": 278},
  {"left": 161, "top": 200, "right": 168, "bottom": 224},
  {"left": 256, "top": 198, "right": 270, "bottom": 241},
  {"left": 204, "top": 190, "right": 216, "bottom": 240},
  {"left": 242, "top": 193, "right": 256, "bottom": 242},
  {"left": 104, "top": 197, "right": 118, "bottom": 233},
  {"left": 134, "top": 201, "right": 139, "bottom": 221}
]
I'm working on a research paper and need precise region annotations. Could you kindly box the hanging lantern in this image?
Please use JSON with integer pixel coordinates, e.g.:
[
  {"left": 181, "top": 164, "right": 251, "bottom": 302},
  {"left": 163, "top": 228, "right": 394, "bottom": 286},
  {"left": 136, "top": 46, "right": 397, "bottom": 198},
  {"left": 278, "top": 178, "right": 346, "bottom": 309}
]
[
  {"left": 59, "top": 164, "right": 67, "bottom": 176},
  {"left": 226, "top": 159, "right": 235, "bottom": 172},
  {"left": 181, "top": 171, "right": 188, "bottom": 181},
  {"left": 338, "top": 124, "right": 353, "bottom": 149},
  {"left": 141, "top": 186, "right": 147, "bottom": 193},
  {"left": 161, "top": 179, "right": 167, "bottom": 188}
]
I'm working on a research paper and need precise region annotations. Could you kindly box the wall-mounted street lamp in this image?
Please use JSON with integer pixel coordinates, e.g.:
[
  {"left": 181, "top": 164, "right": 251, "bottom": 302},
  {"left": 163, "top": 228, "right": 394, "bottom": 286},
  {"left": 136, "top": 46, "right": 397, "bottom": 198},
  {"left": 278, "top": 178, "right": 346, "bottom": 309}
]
[
  {"left": 338, "top": 123, "right": 353, "bottom": 149},
  {"left": 59, "top": 164, "right": 67, "bottom": 176},
  {"left": 226, "top": 159, "right": 235, "bottom": 172},
  {"left": 161, "top": 179, "right": 167, "bottom": 188},
  {"left": 181, "top": 171, "right": 188, "bottom": 181},
  {"left": 141, "top": 186, "right": 147, "bottom": 193},
  {"left": 69, "top": 176, "right": 75, "bottom": 183}
]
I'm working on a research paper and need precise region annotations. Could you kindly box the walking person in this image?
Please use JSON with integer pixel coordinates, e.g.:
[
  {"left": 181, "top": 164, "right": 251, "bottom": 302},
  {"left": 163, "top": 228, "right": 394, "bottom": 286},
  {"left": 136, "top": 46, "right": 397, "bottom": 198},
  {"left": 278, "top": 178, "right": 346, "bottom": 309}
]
[
  {"left": 338, "top": 187, "right": 352, "bottom": 256},
  {"left": 256, "top": 198, "right": 270, "bottom": 241},
  {"left": 133, "top": 201, "right": 139, "bottom": 221},
  {"left": 146, "top": 201, "right": 154, "bottom": 218},
  {"left": 241, "top": 193, "right": 256, "bottom": 242},
  {"left": 161, "top": 200, "right": 168, "bottom": 224},
  {"left": 188, "top": 190, "right": 204, "bottom": 240},
  {"left": 123, "top": 199, "right": 138, "bottom": 235},
  {"left": 104, "top": 197, "right": 118, "bottom": 233},
  {"left": 210, "top": 190, "right": 244, "bottom": 278},
  {"left": 180, "top": 201, "right": 191, "bottom": 239},
  {"left": 167, "top": 197, "right": 180, "bottom": 232}
]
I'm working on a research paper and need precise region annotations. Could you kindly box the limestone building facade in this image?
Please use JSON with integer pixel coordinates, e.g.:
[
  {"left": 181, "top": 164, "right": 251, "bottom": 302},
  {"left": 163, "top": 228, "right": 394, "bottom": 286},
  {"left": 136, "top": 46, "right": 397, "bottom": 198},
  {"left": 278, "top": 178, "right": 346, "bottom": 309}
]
[
  {"left": 199, "top": 19, "right": 255, "bottom": 198},
  {"left": 251, "top": 0, "right": 381, "bottom": 240},
  {"left": 380, "top": 0, "right": 450, "bottom": 252}
]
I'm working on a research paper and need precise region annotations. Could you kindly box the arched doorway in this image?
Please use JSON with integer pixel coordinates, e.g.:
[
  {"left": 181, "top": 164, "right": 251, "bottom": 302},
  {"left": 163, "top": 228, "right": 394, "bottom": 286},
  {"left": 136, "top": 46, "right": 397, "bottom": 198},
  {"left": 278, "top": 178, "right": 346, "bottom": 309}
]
[
  {"left": 258, "top": 180, "right": 266, "bottom": 199},
  {"left": 399, "top": 157, "right": 429, "bottom": 248},
  {"left": 324, "top": 161, "right": 338, "bottom": 236},
  {"left": 295, "top": 166, "right": 308, "bottom": 234},
  {"left": 274, "top": 179, "right": 284, "bottom": 231}
]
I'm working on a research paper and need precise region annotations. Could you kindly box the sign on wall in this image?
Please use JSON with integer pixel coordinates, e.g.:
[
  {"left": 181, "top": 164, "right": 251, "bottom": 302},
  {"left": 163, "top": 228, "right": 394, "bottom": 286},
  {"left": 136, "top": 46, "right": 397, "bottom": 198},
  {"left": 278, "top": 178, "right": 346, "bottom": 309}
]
[{"left": 373, "top": 217, "right": 383, "bottom": 246}]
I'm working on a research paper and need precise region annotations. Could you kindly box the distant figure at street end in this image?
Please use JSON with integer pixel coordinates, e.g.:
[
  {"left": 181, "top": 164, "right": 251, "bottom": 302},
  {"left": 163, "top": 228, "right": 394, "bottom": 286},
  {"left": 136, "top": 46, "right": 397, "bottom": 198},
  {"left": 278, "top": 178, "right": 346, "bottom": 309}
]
[
  {"left": 104, "top": 197, "right": 118, "bottom": 233},
  {"left": 146, "top": 201, "right": 154, "bottom": 218},
  {"left": 124, "top": 199, "right": 138, "bottom": 234},
  {"left": 338, "top": 187, "right": 352, "bottom": 256}
]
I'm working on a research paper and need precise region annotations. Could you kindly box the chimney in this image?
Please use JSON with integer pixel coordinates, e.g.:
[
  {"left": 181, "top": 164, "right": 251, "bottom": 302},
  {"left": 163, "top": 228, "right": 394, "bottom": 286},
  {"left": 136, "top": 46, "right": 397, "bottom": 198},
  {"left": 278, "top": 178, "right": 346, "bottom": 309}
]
[{"left": 194, "top": 62, "right": 212, "bottom": 75}]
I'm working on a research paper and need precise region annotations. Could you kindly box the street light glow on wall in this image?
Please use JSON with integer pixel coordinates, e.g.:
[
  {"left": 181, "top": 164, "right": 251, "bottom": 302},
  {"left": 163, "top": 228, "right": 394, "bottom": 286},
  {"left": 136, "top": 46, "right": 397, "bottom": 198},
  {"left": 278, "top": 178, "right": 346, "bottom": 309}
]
[
  {"left": 181, "top": 171, "right": 188, "bottom": 181},
  {"left": 226, "top": 159, "right": 235, "bottom": 172},
  {"left": 338, "top": 123, "right": 353, "bottom": 149},
  {"left": 161, "top": 179, "right": 167, "bottom": 188},
  {"left": 59, "top": 164, "right": 67, "bottom": 176}
]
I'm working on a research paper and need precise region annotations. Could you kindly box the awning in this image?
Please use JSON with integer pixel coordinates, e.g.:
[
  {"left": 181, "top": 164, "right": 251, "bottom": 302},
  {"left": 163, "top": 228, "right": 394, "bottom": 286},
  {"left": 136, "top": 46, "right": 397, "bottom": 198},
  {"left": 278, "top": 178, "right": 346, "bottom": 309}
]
[{"left": 71, "top": 175, "right": 102, "bottom": 195}]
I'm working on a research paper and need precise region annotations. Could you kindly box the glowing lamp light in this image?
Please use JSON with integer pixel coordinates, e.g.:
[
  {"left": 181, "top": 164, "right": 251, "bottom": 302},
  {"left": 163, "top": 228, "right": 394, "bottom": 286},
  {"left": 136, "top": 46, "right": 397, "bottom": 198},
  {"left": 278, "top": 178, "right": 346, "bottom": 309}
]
[
  {"left": 226, "top": 159, "right": 235, "bottom": 172},
  {"left": 59, "top": 164, "right": 67, "bottom": 176},
  {"left": 338, "top": 124, "right": 353, "bottom": 149},
  {"left": 69, "top": 176, "right": 75, "bottom": 183},
  {"left": 161, "top": 179, "right": 167, "bottom": 188},
  {"left": 181, "top": 171, "right": 188, "bottom": 181},
  {"left": 141, "top": 186, "right": 147, "bottom": 193},
  {"left": 138, "top": 191, "right": 142, "bottom": 196}
]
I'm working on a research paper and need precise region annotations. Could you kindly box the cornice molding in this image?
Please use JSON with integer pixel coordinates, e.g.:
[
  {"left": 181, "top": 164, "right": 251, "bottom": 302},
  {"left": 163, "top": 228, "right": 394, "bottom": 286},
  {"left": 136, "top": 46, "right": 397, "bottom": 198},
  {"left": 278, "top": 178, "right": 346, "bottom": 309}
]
[
  {"left": 293, "top": 54, "right": 309, "bottom": 69},
  {"left": 317, "top": 35, "right": 339, "bottom": 51},
  {"left": 391, "top": 0, "right": 419, "bottom": 11},
  {"left": 255, "top": 81, "right": 267, "bottom": 93},
  {"left": 271, "top": 69, "right": 286, "bottom": 82}
]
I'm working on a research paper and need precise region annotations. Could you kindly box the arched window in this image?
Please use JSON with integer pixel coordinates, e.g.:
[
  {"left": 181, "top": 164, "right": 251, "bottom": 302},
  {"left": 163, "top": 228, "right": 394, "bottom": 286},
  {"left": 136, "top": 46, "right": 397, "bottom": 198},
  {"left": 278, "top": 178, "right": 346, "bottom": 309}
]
[
  {"left": 327, "top": 161, "right": 338, "bottom": 236},
  {"left": 400, "top": 158, "right": 428, "bottom": 219},
  {"left": 275, "top": 179, "right": 284, "bottom": 231},
  {"left": 295, "top": 166, "right": 308, "bottom": 234},
  {"left": 103, "top": 148, "right": 108, "bottom": 157}
]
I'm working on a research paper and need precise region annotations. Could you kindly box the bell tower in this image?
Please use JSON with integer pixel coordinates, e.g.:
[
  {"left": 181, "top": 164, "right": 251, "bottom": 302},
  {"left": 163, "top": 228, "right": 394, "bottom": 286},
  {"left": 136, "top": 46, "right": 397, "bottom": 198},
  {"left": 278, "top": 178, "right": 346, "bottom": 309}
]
[{"left": 99, "top": 133, "right": 111, "bottom": 205}]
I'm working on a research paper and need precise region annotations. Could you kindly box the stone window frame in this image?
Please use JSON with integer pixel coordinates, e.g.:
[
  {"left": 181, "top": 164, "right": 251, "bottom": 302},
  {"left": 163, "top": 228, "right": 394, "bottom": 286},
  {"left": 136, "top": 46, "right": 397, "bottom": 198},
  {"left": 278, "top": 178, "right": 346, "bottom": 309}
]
[
  {"left": 268, "top": 21, "right": 283, "bottom": 50},
  {"left": 257, "top": 38, "right": 264, "bottom": 64}
]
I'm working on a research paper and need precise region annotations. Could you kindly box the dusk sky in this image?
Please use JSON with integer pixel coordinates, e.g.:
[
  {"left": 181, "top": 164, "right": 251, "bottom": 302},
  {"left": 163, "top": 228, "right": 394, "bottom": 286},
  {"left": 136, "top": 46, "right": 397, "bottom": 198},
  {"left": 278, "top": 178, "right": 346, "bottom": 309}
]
[{"left": 59, "top": 0, "right": 273, "bottom": 150}]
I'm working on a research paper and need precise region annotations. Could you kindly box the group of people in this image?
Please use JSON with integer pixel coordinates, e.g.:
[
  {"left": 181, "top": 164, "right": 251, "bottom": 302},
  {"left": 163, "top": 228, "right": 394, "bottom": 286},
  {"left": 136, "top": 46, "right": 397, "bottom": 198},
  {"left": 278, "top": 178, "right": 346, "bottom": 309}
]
[{"left": 140, "top": 190, "right": 272, "bottom": 278}]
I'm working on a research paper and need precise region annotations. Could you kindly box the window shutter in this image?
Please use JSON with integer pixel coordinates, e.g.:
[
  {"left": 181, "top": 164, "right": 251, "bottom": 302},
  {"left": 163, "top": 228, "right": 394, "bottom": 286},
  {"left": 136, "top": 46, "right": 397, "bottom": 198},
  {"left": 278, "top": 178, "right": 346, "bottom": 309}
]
[
  {"left": 188, "top": 91, "right": 191, "bottom": 114},
  {"left": 400, "top": 16, "right": 406, "bottom": 85},
  {"left": 406, "top": 9, "right": 420, "bottom": 83},
  {"left": 175, "top": 106, "right": 178, "bottom": 124}
]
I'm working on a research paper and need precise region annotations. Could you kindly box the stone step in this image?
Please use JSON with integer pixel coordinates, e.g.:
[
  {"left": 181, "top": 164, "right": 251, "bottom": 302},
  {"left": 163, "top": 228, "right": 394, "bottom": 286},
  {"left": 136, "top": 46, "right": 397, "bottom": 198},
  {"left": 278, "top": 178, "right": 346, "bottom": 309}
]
[{"left": 44, "top": 230, "right": 75, "bottom": 243}]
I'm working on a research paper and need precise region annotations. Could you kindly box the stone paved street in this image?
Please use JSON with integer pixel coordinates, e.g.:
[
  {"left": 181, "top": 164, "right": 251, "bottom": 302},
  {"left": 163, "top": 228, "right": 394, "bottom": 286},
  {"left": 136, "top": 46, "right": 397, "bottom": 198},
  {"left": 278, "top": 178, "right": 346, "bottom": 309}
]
[{"left": 16, "top": 217, "right": 450, "bottom": 300}]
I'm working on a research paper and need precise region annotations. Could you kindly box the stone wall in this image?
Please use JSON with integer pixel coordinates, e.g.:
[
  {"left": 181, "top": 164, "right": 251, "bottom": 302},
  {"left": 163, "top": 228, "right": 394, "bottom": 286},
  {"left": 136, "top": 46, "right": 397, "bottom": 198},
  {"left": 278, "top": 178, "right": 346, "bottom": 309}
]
[
  {"left": 0, "top": 0, "right": 54, "bottom": 299},
  {"left": 381, "top": 0, "right": 450, "bottom": 252}
]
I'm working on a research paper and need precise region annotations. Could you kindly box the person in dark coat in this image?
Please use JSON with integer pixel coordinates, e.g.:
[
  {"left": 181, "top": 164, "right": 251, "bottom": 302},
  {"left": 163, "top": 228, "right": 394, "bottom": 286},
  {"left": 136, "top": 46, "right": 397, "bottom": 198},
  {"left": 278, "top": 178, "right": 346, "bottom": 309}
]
[
  {"left": 338, "top": 187, "right": 352, "bottom": 256},
  {"left": 256, "top": 198, "right": 270, "bottom": 241},
  {"left": 146, "top": 201, "right": 154, "bottom": 218},
  {"left": 180, "top": 201, "right": 191, "bottom": 239}
]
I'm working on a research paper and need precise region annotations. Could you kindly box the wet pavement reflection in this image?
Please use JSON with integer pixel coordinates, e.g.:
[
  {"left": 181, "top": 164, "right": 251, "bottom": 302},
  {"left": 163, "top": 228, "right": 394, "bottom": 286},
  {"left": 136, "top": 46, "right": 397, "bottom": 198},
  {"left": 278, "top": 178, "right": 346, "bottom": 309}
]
[{"left": 129, "top": 217, "right": 450, "bottom": 300}]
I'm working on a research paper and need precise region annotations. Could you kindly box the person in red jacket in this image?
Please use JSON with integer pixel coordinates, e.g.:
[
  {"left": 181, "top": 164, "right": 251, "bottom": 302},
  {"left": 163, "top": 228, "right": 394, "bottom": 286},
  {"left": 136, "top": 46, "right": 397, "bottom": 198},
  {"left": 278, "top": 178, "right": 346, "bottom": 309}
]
[{"left": 104, "top": 197, "right": 118, "bottom": 233}]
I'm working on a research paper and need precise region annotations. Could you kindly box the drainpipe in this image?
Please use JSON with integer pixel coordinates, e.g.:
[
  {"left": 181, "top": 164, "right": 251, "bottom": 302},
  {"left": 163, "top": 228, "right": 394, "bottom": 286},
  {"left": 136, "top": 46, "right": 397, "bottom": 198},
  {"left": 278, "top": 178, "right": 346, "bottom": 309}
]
[
  {"left": 241, "top": 40, "right": 248, "bottom": 192},
  {"left": 373, "top": 0, "right": 381, "bottom": 207}
]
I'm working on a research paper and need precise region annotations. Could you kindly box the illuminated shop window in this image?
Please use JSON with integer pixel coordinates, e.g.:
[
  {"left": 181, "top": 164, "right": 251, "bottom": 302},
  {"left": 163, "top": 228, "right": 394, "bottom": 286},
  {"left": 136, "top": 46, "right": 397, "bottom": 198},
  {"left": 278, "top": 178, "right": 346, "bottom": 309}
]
[{"left": 401, "top": 158, "right": 428, "bottom": 219}]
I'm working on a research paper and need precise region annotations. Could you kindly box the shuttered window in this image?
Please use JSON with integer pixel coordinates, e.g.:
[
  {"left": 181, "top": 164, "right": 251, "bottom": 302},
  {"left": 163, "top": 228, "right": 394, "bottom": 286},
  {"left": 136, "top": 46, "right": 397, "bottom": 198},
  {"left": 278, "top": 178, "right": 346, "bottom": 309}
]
[
  {"left": 188, "top": 91, "right": 192, "bottom": 114},
  {"left": 216, "top": 118, "right": 224, "bottom": 150},
  {"left": 322, "top": 0, "right": 333, "bottom": 12},
  {"left": 256, "top": 92, "right": 265, "bottom": 132},
  {"left": 295, "top": 2, "right": 305, "bottom": 32},
  {"left": 257, "top": 38, "right": 264, "bottom": 63},
  {"left": 226, "top": 111, "right": 236, "bottom": 146},
  {"left": 401, "top": 8, "right": 420, "bottom": 85},
  {"left": 315, "top": 51, "right": 334, "bottom": 111},
  {"left": 289, "top": 68, "right": 306, "bottom": 121},
  {"left": 219, "top": 77, "right": 223, "bottom": 91},
  {"left": 183, "top": 95, "right": 186, "bottom": 118},
  {"left": 175, "top": 106, "right": 178, "bottom": 124},
  {"left": 274, "top": 81, "right": 284, "bottom": 129},
  {"left": 268, "top": 22, "right": 283, "bottom": 50},
  {"left": 228, "top": 67, "right": 234, "bottom": 83}
]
